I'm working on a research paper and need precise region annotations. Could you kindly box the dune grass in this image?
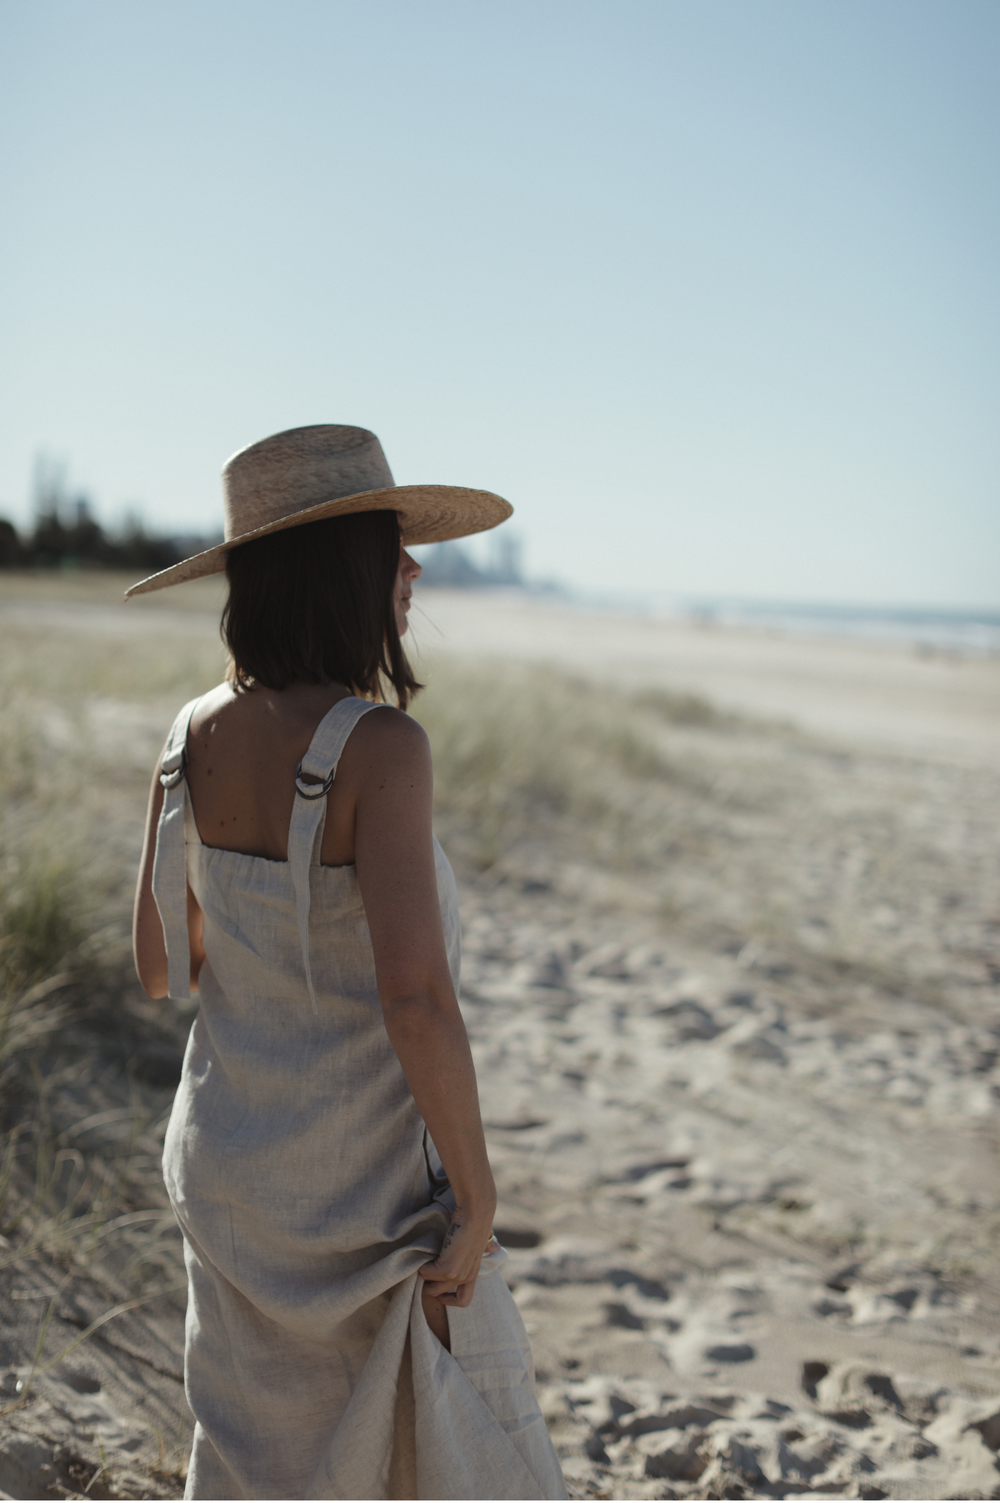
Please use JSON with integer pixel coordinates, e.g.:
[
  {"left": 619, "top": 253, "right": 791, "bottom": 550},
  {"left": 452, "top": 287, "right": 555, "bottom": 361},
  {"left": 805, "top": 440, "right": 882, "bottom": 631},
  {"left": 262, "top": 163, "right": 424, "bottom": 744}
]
[
  {"left": 414, "top": 661, "right": 700, "bottom": 870},
  {"left": 414, "top": 656, "right": 999, "bottom": 1018},
  {"left": 0, "top": 600, "right": 225, "bottom": 1317}
]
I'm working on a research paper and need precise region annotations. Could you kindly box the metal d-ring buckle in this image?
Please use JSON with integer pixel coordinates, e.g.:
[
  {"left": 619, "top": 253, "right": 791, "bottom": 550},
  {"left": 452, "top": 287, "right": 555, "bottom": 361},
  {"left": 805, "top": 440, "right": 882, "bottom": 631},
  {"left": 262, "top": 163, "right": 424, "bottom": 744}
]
[
  {"left": 295, "top": 761, "right": 335, "bottom": 800},
  {"left": 159, "top": 747, "right": 187, "bottom": 789}
]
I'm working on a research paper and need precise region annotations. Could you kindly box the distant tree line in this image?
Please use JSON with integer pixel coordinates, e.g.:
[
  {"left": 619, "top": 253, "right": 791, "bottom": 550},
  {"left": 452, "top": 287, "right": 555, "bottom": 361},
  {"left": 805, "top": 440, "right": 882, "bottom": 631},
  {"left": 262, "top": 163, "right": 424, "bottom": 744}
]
[
  {"left": 0, "top": 458, "right": 210, "bottom": 572},
  {"left": 0, "top": 510, "right": 530, "bottom": 582},
  {"left": 0, "top": 503, "right": 186, "bottom": 572}
]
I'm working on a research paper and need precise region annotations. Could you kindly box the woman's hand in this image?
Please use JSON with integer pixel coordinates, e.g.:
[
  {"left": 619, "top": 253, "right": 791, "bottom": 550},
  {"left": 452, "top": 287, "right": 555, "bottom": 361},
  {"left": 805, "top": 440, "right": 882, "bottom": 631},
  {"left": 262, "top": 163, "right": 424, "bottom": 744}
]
[{"left": 418, "top": 1208, "right": 499, "bottom": 1308}]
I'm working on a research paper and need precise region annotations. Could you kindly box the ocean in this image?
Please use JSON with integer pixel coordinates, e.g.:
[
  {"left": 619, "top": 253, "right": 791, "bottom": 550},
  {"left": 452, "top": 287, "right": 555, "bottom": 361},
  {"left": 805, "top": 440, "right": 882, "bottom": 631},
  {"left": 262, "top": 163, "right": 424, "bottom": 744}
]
[{"left": 647, "top": 598, "right": 1000, "bottom": 655}]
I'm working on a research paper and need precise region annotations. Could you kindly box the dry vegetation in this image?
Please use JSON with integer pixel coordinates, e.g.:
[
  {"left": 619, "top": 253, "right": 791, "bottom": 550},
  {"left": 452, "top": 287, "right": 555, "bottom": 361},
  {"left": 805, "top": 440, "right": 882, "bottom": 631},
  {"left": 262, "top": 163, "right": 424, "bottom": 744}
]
[
  {"left": 415, "top": 660, "right": 999, "bottom": 1024},
  {"left": 0, "top": 594, "right": 225, "bottom": 1497}
]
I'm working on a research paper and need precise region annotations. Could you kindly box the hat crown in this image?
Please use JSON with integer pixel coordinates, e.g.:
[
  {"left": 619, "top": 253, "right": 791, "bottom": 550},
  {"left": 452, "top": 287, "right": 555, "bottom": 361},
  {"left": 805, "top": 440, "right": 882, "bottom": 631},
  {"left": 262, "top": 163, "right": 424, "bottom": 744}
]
[{"left": 222, "top": 425, "right": 396, "bottom": 540}]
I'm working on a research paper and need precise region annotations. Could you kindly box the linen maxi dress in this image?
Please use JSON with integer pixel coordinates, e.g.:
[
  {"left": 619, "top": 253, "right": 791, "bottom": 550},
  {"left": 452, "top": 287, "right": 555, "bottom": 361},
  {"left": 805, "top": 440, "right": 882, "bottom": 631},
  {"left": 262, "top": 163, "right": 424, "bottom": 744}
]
[{"left": 152, "top": 692, "right": 567, "bottom": 1501}]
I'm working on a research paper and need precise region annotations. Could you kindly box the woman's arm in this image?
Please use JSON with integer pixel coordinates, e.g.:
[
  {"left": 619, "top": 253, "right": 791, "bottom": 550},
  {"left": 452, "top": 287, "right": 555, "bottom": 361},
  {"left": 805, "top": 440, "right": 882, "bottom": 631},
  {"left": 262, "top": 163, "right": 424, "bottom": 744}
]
[
  {"left": 349, "top": 709, "right": 496, "bottom": 1313},
  {"left": 133, "top": 752, "right": 206, "bottom": 1000}
]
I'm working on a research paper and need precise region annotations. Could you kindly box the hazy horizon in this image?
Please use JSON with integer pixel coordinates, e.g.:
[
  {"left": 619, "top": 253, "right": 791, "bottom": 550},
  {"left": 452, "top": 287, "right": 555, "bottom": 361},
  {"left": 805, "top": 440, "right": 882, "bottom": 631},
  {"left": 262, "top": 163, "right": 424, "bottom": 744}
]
[{"left": 2, "top": 1, "right": 997, "bottom": 609}]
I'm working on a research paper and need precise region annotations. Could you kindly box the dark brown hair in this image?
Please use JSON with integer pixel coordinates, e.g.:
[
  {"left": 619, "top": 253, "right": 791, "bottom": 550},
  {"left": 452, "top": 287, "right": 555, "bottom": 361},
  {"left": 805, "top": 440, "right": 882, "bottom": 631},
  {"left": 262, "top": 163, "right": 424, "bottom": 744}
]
[{"left": 222, "top": 510, "right": 421, "bottom": 708}]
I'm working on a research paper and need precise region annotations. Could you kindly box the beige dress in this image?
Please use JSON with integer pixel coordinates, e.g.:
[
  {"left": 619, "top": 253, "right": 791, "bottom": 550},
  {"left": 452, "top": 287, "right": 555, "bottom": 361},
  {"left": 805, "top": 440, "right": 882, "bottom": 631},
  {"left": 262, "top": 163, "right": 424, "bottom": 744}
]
[{"left": 153, "top": 693, "right": 566, "bottom": 1501}]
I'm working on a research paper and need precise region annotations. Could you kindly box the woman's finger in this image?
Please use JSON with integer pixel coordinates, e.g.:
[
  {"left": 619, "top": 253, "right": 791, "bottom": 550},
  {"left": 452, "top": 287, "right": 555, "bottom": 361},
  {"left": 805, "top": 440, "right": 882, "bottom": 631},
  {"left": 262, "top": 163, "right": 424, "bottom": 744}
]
[
  {"left": 430, "top": 1276, "right": 477, "bottom": 1307},
  {"left": 418, "top": 1256, "right": 474, "bottom": 1281},
  {"left": 420, "top": 1246, "right": 485, "bottom": 1296},
  {"left": 421, "top": 1271, "right": 477, "bottom": 1298}
]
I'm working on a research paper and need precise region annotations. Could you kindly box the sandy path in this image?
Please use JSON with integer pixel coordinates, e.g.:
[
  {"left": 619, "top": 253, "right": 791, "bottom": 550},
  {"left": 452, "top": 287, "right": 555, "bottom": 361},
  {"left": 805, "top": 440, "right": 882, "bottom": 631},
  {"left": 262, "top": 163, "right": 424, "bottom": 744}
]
[{"left": 457, "top": 878, "right": 1000, "bottom": 1499}]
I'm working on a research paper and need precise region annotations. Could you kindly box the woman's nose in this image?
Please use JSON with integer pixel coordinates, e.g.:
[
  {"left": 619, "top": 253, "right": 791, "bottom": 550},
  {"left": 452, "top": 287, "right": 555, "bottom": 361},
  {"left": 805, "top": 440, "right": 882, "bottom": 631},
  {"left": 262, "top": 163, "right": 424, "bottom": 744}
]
[{"left": 403, "top": 549, "right": 422, "bottom": 580}]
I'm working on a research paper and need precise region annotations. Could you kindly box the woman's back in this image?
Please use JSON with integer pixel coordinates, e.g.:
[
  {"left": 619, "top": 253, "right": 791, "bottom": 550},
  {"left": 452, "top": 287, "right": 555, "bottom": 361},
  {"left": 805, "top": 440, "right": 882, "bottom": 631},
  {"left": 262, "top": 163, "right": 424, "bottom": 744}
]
[
  {"left": 185, "top": 681, "right": 372, "bottom": 866},
  {"left": 165, "top": 692, "right": 462, "bottom": 1321}
]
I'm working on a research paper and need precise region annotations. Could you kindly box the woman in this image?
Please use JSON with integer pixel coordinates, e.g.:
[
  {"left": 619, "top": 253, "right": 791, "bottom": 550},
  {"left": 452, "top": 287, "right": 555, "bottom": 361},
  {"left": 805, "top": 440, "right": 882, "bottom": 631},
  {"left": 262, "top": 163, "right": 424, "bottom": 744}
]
[{"left": 130, "top": 425, "right": 566, "bottom": 1501}]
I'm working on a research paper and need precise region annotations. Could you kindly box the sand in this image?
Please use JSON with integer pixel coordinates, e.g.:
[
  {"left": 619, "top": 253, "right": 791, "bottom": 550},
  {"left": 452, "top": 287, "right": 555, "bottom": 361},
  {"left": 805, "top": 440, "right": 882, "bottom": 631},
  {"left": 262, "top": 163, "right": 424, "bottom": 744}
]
[{"left": 1, "top": 577, "right": 998, "bottom": 1500}]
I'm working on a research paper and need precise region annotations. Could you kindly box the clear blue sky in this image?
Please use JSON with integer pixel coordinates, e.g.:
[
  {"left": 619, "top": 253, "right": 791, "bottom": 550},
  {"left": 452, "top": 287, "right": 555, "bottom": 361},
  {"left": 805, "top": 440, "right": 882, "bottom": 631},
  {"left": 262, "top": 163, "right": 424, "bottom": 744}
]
[{"left": 1, "top": 0, "right": 997, "bottom": 606}]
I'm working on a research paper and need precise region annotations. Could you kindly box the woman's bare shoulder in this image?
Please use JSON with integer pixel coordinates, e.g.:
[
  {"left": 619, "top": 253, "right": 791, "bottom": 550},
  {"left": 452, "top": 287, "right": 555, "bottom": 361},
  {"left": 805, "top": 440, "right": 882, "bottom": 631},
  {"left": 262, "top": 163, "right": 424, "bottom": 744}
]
[
  {"left": 343, "top": 705, "right": 431, "bottom": 780},
  {"left": 354, "top": 704, "right": 430, "bottom": 752},
  {"left": 188, "top": 681, "right": 238, "bottom": 731}
]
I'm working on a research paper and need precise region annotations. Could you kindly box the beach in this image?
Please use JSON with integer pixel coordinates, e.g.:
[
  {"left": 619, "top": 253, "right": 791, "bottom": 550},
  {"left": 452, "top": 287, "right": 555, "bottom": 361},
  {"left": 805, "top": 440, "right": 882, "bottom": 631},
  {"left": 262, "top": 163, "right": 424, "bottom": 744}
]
[
  {"left": 411, "top": 588, "right": 1000, "bottom": 766},
  {"left": 1, "top": 574, "right": 999, "bottom": 1500}
]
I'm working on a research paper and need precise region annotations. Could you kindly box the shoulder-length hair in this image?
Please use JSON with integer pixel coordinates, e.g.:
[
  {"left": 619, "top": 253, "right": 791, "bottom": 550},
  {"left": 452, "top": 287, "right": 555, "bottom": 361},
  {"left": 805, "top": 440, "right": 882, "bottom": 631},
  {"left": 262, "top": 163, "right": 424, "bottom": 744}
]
[{"left": 221, "top": 510, "right": 421, "bottom": 709}]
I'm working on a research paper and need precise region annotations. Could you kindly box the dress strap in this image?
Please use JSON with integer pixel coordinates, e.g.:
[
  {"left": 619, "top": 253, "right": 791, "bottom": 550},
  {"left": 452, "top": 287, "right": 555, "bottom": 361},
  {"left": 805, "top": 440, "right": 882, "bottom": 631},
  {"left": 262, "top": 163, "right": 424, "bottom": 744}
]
[
  {"left": 151, "top": 695, "right": 202, "bottom": 1001},
  {"left": 288, "top": 697, "right": 388, "bottom": 1011}
]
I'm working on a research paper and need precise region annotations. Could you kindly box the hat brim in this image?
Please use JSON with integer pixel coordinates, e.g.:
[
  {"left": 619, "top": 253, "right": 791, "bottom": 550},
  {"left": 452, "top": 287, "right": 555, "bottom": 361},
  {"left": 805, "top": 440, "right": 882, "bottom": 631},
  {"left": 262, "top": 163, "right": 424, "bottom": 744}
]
[{"left": 124, "top": 484, "right": 513, "bottom": 598}]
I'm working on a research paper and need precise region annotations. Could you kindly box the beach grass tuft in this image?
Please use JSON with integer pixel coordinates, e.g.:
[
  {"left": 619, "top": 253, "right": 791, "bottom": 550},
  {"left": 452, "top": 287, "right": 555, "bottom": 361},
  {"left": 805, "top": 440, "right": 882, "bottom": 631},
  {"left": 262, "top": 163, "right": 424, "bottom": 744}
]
[
  {"left": 414, "top": 661, "right": 696, "bottom": 870},
  {"left": 0, "top": 855, "right": 87, "bottom": 995}
]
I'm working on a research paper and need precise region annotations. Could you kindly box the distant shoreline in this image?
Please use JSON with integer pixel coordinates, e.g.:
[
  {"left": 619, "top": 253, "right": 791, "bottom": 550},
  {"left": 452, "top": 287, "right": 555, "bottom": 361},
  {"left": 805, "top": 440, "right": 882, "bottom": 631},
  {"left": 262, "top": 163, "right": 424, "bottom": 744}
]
[
  {"left": 3, "top": 564, "right": 998, "bottom": 655},
  {"left": 651, "top": 599, "right": 1000, "bottom": 656},
  {"left": 535, "top": 590, "right": 1000, "bottom": 656}
]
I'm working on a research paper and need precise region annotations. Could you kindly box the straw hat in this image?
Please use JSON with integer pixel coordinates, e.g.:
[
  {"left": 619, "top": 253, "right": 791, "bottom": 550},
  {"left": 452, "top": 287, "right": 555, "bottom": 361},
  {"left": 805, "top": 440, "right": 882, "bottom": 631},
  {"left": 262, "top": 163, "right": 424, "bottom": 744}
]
[{"left": 124, "top": 424, "right": 512, "bottom": 598}]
